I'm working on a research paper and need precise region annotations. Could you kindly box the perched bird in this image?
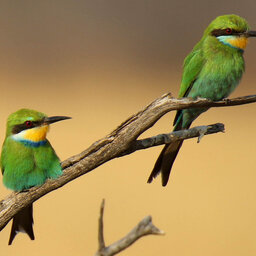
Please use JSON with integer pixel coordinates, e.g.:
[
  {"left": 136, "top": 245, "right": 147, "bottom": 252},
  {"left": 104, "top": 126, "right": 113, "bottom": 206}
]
[
  {"left": 148, "top": 14, "right": 256, "bottom": 186},
  {"left": 1, "top": 109, "right": 71, "bottom": 245}
]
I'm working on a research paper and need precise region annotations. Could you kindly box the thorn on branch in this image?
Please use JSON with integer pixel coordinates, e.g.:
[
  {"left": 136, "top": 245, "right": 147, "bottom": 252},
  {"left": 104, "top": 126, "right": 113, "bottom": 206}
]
[{"left": 197, "top": 126, "right": 208, "bottom": 143}]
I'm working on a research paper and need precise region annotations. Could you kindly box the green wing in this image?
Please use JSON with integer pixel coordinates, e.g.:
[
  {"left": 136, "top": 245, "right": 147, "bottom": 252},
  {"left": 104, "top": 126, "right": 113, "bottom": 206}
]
[{"left": 173, "top": 42, "right": 205, "bottom": 126}]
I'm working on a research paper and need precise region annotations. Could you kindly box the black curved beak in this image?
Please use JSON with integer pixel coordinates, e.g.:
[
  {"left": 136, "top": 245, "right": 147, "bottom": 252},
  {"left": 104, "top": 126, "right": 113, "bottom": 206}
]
[
  {"left": 244, "top": 30, "right": 256, "bottom": 37},
  {"left": 44, "top": 116, "right": 71, "bottom": 125}
]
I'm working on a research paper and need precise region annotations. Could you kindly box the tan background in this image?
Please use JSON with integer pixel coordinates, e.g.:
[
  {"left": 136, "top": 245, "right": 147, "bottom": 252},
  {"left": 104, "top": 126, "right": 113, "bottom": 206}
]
[{"left": 0, "top": 1, "right": 256, "bottom": 255}]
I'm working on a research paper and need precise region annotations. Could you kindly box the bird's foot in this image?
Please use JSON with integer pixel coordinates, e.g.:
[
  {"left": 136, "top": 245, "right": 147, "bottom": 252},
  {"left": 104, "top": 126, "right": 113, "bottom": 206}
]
[
  {"left": 20, "top": 189, "right": 30, "bottom": 193},
  {"left": 222, "top": 98, "right": 231, "bottom": 104}
]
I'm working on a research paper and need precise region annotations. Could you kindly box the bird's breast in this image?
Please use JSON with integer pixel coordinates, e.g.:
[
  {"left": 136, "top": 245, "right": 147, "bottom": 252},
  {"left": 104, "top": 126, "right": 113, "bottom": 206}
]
[{"left": 189, "top": 53, "right": 244, "bottom": 101}]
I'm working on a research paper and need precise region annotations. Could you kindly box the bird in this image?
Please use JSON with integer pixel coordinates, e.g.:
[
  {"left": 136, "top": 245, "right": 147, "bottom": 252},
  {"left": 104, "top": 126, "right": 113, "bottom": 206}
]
[
  {"left": 147, "top": 14, "right": 256, "bottom": 186},
  {"left": 1, "top": 108, "right": 71, "bottom": 245}
]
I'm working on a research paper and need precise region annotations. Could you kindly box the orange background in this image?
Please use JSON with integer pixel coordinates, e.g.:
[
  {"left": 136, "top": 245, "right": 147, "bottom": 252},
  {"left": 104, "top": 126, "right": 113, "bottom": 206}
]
[{"left": 0, "top": 1, "right": 256, "bottom": 255}]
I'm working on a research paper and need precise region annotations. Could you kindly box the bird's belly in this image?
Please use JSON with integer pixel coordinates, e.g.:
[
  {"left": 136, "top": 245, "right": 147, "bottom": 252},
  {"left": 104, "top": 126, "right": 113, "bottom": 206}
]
[
  {"left": 180, "top": 70, "right": 242, "bottom": 128},
  {"left": 188, "top": 77, "right": 240, "bottom": 101},
  {"left": 188, "top": 58, "right": 244, "bottom": 101}
]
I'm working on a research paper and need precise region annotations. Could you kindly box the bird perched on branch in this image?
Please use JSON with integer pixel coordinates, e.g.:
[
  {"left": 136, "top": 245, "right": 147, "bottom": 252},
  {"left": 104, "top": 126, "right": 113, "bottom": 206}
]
[
  {"left": 148, "top": 14, "right": 256, "bottom": 186},
  {"left": 1, "top": 109, "right": 71, "bottom": 245}
]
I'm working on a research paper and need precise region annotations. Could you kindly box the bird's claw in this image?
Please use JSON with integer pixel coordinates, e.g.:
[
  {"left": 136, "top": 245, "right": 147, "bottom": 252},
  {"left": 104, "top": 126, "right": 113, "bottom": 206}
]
[
  {"left": 20, "top": 189, "right": 30, "bottom": 193},
  {"left": 223, "top": 98, "right": 231, "bottom": 104}
]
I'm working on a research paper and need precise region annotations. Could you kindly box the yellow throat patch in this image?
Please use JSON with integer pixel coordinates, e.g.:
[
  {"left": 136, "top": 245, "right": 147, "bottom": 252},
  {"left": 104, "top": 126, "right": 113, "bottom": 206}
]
[
  {"left": 23, "top": 125, "right": 49, "bottom": 142},
  {"left": 226, "top": 36, "right": 248, "bottom": 50}
]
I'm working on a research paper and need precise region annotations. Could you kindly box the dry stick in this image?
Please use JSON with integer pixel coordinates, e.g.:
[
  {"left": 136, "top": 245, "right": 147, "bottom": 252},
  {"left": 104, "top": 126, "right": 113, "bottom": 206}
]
[
  {"left": 95, "top": 200, "right": 164, "bottom": 256},
  {"left": 0, "top": 93, "right": 256, "bottom": 231},
  {"left": 98, "top": 199, "right": 106, "bottom": 251}
]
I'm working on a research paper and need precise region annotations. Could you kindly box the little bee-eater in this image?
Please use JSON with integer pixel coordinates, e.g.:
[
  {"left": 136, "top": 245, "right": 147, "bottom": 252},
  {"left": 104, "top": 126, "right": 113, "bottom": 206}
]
[
  {"left": 1, "top": 109, "right": 71, "bottom": 244},
  {"left": 148, "top": 14, "right": 256, "bottom": 186}
]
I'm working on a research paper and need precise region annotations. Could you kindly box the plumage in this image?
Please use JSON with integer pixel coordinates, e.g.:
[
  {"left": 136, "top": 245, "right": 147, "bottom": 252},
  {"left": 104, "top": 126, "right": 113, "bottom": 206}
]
[
  {"left": 1, "top": 108, "right": 70, "bottom": 244},
  {"left": 148, "top": 14, "right": 256, "bottom": 186}
]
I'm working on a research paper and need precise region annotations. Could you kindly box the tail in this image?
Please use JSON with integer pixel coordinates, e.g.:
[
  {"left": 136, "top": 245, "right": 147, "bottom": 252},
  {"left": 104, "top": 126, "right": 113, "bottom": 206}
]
[
  {"left": 8, "top": 204, "right": 35, "bottom": 245},
  {"left": 147, "top": 115, "right": 191, "bottom": 186},
  {"left": 147, "top": 140, "right": 184, "bottom": 186}
]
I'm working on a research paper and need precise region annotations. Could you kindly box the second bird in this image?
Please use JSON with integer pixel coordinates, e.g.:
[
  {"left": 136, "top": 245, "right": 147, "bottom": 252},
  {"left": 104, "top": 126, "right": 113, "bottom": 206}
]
[{"left": 147, "top": 14, "right": 256, "bottom": 186}]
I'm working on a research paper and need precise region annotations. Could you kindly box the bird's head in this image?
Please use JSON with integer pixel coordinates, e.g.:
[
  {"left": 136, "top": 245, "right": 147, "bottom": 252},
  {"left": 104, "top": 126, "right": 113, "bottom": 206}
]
[
  {"left": 6, "top": 109, "right": 71, "bottom": 146},
  {"left": 203, "top": 14, "right": 256, "bottom": 51}
]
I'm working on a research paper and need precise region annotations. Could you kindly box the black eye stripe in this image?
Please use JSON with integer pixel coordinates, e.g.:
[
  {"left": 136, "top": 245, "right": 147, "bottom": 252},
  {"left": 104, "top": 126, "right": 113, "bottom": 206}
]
[
  {"left": 12, "top": 121, "right": 42, "bottom": 134},
  {"left": 211, "top": 28, "right": 241, "bottom": 37}
]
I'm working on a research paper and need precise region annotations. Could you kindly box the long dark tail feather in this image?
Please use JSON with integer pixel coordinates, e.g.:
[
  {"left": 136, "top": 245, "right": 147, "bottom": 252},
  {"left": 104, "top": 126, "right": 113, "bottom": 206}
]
[
  {"left": 148, "top": 117, "right": 192, "bottom": 186},
  {"left": 8, "top": 204, "right": 35, "bottom": 245},
  {"left": 147, "top": 140, "right": 184, "bottom": 186},
  {"left": 147, "top": 144, "right": 169, "bottom": 184}
]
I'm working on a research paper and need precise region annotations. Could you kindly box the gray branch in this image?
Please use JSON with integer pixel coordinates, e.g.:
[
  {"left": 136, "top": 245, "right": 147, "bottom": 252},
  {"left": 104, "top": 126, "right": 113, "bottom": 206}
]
[
  {"left": 95, "top": 200, "right": 164, "bottom": 256},
  {"left": 0, "top": 93, "right": 255, "bottom": 231},
  {"left": 120, "top": 123, "right": 224, "bottom": 156}
]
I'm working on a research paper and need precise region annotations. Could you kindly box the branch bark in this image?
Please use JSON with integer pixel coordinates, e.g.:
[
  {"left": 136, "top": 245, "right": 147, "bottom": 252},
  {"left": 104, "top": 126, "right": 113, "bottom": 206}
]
[
  {"left": 95, "top": 200, "right": 164, "bottom": 256},
  {"left": 0, "top": 93, "right": 255, "bottom": 231}
]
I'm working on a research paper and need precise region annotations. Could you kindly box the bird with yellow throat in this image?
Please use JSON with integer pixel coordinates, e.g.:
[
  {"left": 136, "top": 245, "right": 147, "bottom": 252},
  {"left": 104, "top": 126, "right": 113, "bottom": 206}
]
[
  {"left": 1, "top": 108, "right": 71, "bottom": 244},
  {"left": 148, "top": 14, "right": 256, "bottom": 186}
]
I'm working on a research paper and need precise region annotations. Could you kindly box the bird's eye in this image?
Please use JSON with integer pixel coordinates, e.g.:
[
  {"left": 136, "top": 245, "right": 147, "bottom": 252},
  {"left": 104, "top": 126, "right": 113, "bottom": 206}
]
[
  {"left": 25, "top": 121, "right": 33, "bottom": 128},
  {"left": 225, "top": 28, "right": 232, "bottom": 34}
]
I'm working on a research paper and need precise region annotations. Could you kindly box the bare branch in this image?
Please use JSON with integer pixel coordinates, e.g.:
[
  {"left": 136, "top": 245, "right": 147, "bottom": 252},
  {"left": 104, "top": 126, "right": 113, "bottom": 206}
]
[
  {"left": 0, "top": 94, "right": 255, "bottom": 231},
  {"left": 120, "top": 123, "right": 224, "bottom": 156},
  {"left": 95, "top": 200, "right": 164, "bottom": 256},
  {"left": 104, "top": 216, "right": 164, "bottom": 256}
]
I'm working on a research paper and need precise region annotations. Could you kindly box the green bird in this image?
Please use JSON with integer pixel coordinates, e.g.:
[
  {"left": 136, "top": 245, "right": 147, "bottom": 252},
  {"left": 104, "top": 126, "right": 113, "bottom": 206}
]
[
  {"left": 147, "top": 14, "right": 256, "bottom": 186},
  {"left": 1, "top": 108, "right": 70, "bottom": 245}
]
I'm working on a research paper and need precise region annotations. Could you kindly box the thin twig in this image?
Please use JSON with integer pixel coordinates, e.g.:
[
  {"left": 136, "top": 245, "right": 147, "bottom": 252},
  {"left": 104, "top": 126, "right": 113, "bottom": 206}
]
[{"left": 98, "top": 199, "right": 105, "bottom": 251}]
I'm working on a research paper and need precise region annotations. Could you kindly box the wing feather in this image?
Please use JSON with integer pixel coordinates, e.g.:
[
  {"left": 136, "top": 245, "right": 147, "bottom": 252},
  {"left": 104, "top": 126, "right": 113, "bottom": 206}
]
[{"left": 173, "top": 44, "right": 205, "bottom": 126}]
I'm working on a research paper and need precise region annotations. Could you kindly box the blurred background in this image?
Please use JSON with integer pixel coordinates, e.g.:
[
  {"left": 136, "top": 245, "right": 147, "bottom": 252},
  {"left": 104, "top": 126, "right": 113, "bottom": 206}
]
[{"left": 0, "top": 1, "right": 256, "bottom": 255}]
